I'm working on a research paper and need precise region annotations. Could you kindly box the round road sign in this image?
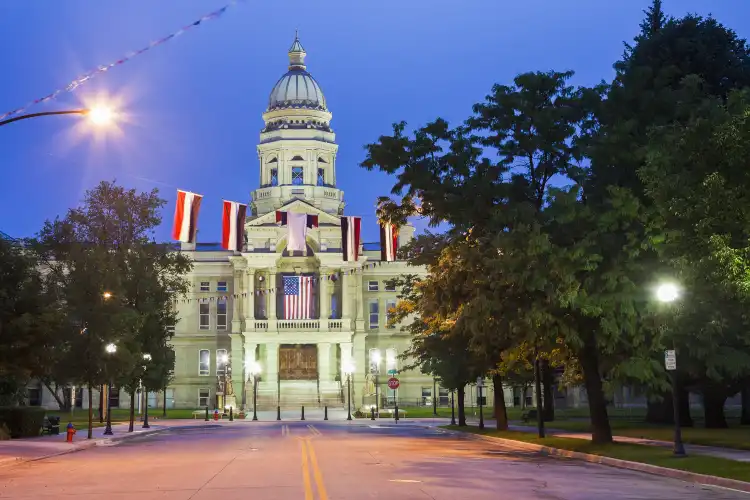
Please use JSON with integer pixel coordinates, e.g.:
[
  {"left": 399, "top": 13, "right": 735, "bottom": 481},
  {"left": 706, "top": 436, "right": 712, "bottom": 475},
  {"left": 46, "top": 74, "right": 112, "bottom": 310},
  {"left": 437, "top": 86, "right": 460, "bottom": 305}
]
[{"left": 387, "top": 377, "right": 400, "bottom": 390}]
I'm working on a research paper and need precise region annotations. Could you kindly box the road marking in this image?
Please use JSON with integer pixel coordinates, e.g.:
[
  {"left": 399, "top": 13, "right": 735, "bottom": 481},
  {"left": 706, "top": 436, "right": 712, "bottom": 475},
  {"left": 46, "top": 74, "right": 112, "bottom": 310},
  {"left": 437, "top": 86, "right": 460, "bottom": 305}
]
[
  {"left": 389, "top": 479, "right": 423, "bottom": 483},
  {"left": 307, "top": 424, "right": 322, "bottom": 436},
  {"left": 282, "top": 424, "right": 290, "bottom": 437},
  {"left": 305, "top": 438, "right": 329, "bottom": 500},
  {"left": 299, "top": 439, "right": 314, "bottom": 500}
]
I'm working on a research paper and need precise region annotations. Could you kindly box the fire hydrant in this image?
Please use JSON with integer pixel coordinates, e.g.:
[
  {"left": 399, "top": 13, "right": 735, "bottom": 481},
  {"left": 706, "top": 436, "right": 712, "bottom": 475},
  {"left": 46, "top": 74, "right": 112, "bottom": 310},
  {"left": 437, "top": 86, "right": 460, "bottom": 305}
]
[
  {"left": 213, "top": 410, "right": 219, "bottom": 421},
  {"left": 66, "top": 423, "right": 76, "bottom": 443}
]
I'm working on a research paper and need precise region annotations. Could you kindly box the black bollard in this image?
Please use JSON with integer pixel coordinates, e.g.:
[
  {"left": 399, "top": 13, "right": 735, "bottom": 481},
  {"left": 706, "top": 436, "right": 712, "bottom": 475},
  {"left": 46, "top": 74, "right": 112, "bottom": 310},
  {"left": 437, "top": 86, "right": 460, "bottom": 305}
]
[
  {"left": 371, "top": 407, "right": 376, "bottom": 420},
  {"left": 324, "top": 406, "right": 328, "bottom": 421},
  {"left": 277, "top": 405, "right": 281, "bottom": 421},
  {"left": 395, "top": 404, "right": 399, "bottom": 423},
  {"left": 205, "top": 406, "right": 209, "bottom": 422},
  {"left": 229, "top": 407, "right": 234, "bottom": 421},
  {"left": 301, "top": 406, "right": 305, "bottom": 421}
]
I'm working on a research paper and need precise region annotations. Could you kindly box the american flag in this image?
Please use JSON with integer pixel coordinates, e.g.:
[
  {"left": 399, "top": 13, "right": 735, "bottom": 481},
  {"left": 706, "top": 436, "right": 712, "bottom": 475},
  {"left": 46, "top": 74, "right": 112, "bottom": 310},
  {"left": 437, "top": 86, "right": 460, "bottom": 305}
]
[{"left": 283, "top": 275, "right": 313, "bottom": 319}]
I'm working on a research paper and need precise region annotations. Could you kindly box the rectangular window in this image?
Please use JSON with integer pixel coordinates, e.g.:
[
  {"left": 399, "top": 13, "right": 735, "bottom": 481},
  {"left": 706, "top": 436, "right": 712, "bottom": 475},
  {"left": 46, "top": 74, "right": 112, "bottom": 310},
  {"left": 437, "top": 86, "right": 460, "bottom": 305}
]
[
  {"left": 75, "top": 388, "right": 83, "bottom": 408},
  {"left": 200, "top": 281, "right": 210, "bottom": 292},
  {"left": 199, "top": 389, "right": 210, "bottom": 407},
  {"left": 421, "top": 387, "right": 432, "bottom": 406},
  {"left": 217, "top": 281, "right": 227, "bottom": 292},
  {"left": 369, "top": 299, "right": 379, "bottom": 329},
  {"left": 270, "top": 168, "right": 278, "bottom": 186},
  {"left": 439, "top": 387, "right": 450, "bottom": 406},
  {"left": 384, "top": 281, "right": 397, "bottom": 292},
  {"left": 216, "top": 300, "right": 227, "bottom": 331},
  {"left": 386, "top": 299, "right": 397, "bottom": 329},
  {"left": 368, "top": 280, "right": 379, "bottom": 292},
  {"left": 216, "top": 349, "right": 228, "bottom": 375},
  {"left": 199, "top": 349, "right": 210, "bottom": 376},
  {"left": 199, "top": 303, "right": 210, "bottom": 330},
  {"left": 292, "top": 167, "right": 304, "bottom": 185},
  {"left": 27, "top": 387, "right": 41, "bottom": 406},
  {"left": 317, "top": 168, "right": 325, "bottom": 186}
]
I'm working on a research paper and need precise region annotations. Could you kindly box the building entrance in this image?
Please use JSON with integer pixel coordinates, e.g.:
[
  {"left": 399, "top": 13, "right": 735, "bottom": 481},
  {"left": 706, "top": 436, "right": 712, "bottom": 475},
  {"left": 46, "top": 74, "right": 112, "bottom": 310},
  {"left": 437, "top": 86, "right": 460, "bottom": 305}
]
[{"left": 279, "top": 344, "right": 318, "bottom": 380}]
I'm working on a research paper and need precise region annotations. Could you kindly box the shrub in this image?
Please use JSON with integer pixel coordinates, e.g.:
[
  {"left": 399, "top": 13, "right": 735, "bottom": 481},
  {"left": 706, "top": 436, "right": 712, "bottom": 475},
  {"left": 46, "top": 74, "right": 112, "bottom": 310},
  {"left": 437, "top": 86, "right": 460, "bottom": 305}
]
[{"left": 0, "top": 407, "right": 46, "bottom": 438}]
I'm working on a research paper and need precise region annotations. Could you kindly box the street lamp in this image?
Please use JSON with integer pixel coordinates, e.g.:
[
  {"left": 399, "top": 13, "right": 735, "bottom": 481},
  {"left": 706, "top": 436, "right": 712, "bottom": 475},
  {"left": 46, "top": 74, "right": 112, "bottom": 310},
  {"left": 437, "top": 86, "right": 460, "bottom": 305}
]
[
  {"left": 656, "top": 282, "right": 685, "bottom": 457},
  {"left": 220, "top": 354, "right": 229, "bottom": 412},
  {"left": 142, "top": 353, "right": 151, "bottom": 429},
  {"left": 0, "top": 105, "right": 117, "bottom": 127},
  {"left": 370, "top": 349, "right": 382, "bottom": 416},
  {"left": 249, "top": 361, "right": 261, "bottom": 421},
  {"left": 102, "top": 291, "right": 113, "bottom": 300},
  {"left": 343, "top": 361, "right": 355, "bottom": 421},
  {"left": 103, "top": 343, "right": 117, "bottom": 436}
]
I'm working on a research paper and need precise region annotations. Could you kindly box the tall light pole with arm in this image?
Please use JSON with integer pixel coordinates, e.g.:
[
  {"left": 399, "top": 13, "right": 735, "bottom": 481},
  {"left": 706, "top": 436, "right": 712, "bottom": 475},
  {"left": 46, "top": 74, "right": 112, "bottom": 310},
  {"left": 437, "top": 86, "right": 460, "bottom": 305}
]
[
  {"left": 249, "top": 361, "right": 261, "bottom": 421},
  {"left": 142, "top": 354, "right": 152, "bottom": 429},
  {"left": 103, "top": 343, "right": 117, "bottom": 436},
  {"left": 344, "top": 362, "right": 355, "bottom": 421}
]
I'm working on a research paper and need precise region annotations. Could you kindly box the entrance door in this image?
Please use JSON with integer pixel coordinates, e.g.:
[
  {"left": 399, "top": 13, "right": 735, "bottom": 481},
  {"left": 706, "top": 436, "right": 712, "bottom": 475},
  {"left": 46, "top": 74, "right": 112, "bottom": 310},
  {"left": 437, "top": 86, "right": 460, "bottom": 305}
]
[{"left": 279, "top": 344, "right": 318, "bottom": 380}]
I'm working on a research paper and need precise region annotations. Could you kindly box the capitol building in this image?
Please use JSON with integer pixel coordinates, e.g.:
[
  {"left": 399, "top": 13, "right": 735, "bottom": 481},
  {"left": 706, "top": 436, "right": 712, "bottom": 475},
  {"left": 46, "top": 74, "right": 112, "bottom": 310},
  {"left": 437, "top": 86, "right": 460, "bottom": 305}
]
[{"left": 169, "top": 35, "right": 440, "bottom": 411}]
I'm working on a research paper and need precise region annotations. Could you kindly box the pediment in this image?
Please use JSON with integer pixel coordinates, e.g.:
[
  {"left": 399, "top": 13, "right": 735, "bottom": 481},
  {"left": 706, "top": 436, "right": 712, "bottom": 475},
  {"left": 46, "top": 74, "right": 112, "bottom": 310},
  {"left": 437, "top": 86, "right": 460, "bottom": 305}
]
[{"left": 248, "top": 199, "right": 341, "bottom": 226}]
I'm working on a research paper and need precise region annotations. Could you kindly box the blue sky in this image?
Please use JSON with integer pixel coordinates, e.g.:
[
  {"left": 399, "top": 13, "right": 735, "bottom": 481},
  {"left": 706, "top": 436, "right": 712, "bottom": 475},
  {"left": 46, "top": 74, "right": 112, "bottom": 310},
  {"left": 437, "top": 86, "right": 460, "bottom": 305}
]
[{"left": 1, "top": 0, "right": 749, "bottom": 243}]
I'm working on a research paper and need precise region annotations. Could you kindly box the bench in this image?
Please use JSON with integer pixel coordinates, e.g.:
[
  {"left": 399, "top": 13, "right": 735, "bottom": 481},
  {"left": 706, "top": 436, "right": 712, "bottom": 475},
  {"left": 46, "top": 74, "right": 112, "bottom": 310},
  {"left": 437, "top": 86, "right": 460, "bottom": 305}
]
[
  {"left": 521, "top": 409, "right": 538, "bottom": 423},
  {"left": 41, "top": 416, "right": 60, "bottom": 435}
]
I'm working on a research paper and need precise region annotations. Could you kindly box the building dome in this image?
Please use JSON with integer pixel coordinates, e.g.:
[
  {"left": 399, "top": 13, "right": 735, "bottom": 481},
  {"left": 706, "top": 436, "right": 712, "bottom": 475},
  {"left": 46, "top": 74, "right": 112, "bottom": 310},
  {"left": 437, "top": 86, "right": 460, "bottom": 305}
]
[{"left": 267, "top": 34, "right": 327, "bottom": 112}]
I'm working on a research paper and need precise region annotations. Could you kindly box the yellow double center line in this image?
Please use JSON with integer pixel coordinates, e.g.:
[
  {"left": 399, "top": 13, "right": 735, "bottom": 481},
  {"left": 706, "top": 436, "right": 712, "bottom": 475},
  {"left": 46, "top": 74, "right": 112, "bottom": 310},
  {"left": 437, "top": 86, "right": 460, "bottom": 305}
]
[{"left": 299, "top": 437, "right": 328, "bottom": 500}]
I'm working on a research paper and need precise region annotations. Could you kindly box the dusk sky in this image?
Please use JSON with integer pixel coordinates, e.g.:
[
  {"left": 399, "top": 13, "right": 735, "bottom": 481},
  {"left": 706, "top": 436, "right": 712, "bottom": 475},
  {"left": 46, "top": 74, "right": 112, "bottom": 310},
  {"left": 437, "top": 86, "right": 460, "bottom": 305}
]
[{"left": 1, "top": 0, "right": 748, "bottom": 243}]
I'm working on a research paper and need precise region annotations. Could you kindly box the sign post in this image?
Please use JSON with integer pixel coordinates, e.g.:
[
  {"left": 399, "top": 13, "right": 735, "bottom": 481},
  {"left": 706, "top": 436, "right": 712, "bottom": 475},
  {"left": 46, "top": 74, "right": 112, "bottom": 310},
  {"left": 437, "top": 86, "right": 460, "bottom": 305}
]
[{"left": 476, "top": 377, "right": 485, "bottom": 430}]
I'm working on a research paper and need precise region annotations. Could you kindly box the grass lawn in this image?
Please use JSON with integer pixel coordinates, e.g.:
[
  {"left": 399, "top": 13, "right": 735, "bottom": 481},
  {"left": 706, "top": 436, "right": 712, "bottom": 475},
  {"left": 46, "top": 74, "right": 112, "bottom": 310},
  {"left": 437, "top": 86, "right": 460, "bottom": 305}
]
[
  {"left": 444, "top": 426, "right": 750, "bottom": 483},
  {"left": 47, "top": 408, "right": 201, "bottom": 423}
]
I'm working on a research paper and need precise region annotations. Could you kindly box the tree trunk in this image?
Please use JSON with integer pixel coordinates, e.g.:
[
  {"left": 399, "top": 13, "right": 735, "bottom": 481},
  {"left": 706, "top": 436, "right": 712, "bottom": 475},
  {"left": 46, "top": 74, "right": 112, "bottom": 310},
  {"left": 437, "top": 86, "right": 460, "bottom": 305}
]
[
  {"left": 42, "top": 382, "right": 68, "bottom": 410},
  {"left": 579, "top": 336, "right": 613, "bottom": 443},
  {"left": 542, "top": 360, "right": 555, "bottom": 422},
  {"left": 98, "top": 385, "right": 104, "bottom": 423},
  {"left": 457, "top": 386, "right": 466, "bottom": 426},
  {"left": 647, "top": 386, "right": 693, "bottom": 426},
  {"left": 163, "top": 387, "right": 167, "bottom": 417},
  {"left": 493, "top": 374, "right": 508, "bottom": 431},
  {"left": 521, "top": 386, "right": 527, "bottom": 409},
  {"left": 703, "top": 388, "right": 728, "bottom": 428},
  {"left": 534, "top": 357, "right": 545, "bottom": 438},
  {"left": 741, "top": 384, "right": 750, "bottom": 426},
  {"left": 128, "top": 389, "right": 136, "bottom": 432},
  {"left": 87, "top": 385, "right": 93, "bottom": 439}
]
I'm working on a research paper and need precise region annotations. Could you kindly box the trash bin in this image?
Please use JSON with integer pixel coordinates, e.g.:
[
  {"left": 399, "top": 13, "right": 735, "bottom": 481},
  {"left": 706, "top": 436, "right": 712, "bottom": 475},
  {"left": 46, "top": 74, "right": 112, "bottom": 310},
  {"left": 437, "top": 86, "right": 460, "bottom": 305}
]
[{"left": 48, "top": 416, "right": 60, "bottom": 435}]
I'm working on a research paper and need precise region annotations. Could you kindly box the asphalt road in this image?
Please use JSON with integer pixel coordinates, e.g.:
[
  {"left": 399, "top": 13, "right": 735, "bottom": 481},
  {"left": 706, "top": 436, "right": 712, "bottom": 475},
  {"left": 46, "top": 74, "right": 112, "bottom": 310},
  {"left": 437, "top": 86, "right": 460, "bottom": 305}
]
[{"left": 0, "top": 420, "right": 745, "bottom": 499}]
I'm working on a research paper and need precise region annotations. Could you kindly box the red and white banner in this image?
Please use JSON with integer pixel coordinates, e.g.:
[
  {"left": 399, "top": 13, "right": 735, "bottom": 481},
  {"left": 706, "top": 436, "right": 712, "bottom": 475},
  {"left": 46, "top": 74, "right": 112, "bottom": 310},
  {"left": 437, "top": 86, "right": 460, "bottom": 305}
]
[
  {"left": 380, "top": 222, "right": 399, "bottom": 262},
  {"left": 221, "top": 200, "right": 247, "bottom": 251},
  {"left": 276, "top": 211, "right": 318, "bottom": 253},
  {"left": 341, "top": 216, "right": 361, "bottom": 261},
  {"left": 172, "top": 190, "right": 203, "bottom": 243},
  {"left": 283, "top": 275, "right": 313, "bottom": 319}
]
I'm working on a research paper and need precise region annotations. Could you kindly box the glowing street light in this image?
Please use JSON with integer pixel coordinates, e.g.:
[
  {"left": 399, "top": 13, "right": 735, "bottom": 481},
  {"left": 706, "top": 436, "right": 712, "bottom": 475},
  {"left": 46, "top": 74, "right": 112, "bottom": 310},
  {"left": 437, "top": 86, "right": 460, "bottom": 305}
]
[
  {"left": 655, "top": 281, "right": 685, "bottom": 457},
  {"left": 102, "top": 291, "right": 113, "bottom": 300},
  {"left": 249, "top": 361, "right": 262, "bottom": 421},
  {"left": 142, "top": 353, "right": 152, "bottom": 361},
  {"left": 142, "top": 353, "right": 152, "bottom": 429},
  {"left": 343, "top": 361, "right": 355, "bottom": 421},
  {"left": 103, "top": 342, "right": 117, "bottom": 435},
  {"left": 105, "top": 343, "right": 117, "bottom": 354}
]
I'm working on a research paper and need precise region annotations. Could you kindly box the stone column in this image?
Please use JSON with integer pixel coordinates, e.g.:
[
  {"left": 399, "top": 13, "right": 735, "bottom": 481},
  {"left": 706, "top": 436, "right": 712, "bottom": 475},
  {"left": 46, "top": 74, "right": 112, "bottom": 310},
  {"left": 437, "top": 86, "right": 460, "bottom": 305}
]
[
  {"left": 319, "top": 267, "right": 330, "bottom": 323},
  {"left": 231, "top": 269, "right": 242, "bottom": 333},
  {"left": 339, "top": 342, "right": 353, "bottom": 372},
  {"left": 355, "top": 269, "right": 365, "bottom": 330},
  {"left": 245, "top": 269, "right": 255, "bottom": 325},
  {"left": 230, "top": 333, "right": 243, "bottom": 404},
  {"left": 268, "top": 269, "right": 277, "bottom": 328},
  {"left": 342, "top": 268, "right": 353, "bottom": 322},
  {"left": 265, "top": 342, "right": 279, "bottom": 387},
  {"left": 318, "top": 342, "right": 332, "bottom": 384}
]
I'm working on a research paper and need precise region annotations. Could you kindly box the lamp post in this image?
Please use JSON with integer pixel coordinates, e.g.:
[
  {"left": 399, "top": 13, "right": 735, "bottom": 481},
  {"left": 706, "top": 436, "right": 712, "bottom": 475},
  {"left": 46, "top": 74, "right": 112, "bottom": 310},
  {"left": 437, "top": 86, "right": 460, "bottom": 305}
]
[
  {"left": 370, "top": 349, "right": 381, "bottom": 416},
  {"left": 142, "top": 353, "right": 152, "bottom": 429},
  {"left": 103, "top": 343, "right": 117, "bottom": 436},
  {"left": 220, "top": 354, "right": 229, "bottom": 412},
  {"left": 344, "top": 361, "right": 355, "bottom": 421},
  {"left": 656, "top": 282, "right": 686, "bottom": 457},
  {"left": 433, "top": 378, "right": 438, "bottom": 416},
  {"left": 0, "top": 106, "right": 116, "bottom": 127},
  {"left": 249, "top": 361, "right": 261, "bottom": 421}
]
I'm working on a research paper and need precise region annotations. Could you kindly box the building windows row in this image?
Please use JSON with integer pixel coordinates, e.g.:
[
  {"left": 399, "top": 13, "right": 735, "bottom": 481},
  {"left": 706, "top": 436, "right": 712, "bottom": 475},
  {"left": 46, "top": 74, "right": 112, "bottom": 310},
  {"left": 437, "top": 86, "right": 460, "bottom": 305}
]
[
  {"left": 368, "top": 281, "right": 397, "bottom": 292},
  {"left": 266, "top": 167, "right": 328, "bottom": 187},
  {"left": 198, "top": 349, "right": 229, "bottom": 376},
  {"left": 198, "top": 300, "right": 228, "bottom": 331},
  {"left": 199, "top": 281, "right": 228, "bottom": 292}
]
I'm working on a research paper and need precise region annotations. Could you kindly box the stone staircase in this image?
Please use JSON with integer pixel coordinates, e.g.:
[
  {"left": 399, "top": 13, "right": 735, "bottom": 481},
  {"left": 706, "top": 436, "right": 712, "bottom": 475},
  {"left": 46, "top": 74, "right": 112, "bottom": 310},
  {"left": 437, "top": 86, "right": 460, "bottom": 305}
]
[{"left": 256, "top": 380, "right": 344, "bottom": 410}]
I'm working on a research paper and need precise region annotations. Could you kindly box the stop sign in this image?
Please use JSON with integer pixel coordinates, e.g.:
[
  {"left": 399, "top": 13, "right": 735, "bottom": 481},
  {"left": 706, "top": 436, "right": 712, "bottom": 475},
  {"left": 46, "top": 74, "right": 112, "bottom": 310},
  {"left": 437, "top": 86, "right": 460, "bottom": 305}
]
[{"left": 387, "top": 377, "right": 400, "bottom": 390}]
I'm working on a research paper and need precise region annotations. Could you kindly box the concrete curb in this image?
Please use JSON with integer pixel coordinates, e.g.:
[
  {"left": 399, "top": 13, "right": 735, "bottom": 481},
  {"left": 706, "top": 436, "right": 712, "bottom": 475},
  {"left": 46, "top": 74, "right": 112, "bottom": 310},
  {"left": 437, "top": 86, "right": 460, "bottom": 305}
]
[
  {"left": 443, "top": 429, "right": 750, "bottom": 493},
  {"left": 0, "top": 427, "right": 167, "bottom": 469}
]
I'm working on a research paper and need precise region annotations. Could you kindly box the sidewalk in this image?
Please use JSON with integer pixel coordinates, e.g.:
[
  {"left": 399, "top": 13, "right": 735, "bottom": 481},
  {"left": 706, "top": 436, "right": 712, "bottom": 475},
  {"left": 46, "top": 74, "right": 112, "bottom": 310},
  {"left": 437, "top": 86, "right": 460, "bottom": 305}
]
[{"left": 0, "top": 422, "right": 166, "bottom": 467}]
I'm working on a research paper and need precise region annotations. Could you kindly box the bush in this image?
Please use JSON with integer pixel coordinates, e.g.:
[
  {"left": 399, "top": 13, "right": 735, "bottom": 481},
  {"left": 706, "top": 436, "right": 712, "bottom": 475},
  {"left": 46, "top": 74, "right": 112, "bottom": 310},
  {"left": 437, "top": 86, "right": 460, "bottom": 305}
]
[{"left": 0, "top": 407, "right": 46, "bottom": 438}]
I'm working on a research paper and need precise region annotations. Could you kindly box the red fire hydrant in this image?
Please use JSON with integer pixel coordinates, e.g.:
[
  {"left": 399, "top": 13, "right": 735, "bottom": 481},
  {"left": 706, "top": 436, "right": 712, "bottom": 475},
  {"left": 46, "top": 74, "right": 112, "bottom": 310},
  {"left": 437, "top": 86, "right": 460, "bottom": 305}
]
[
  {"left": 66, "top": 423, "right": 76, "bottom": 443},
  {"left": 213, "top": 410, "right": 219, "bottom": 421}
]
